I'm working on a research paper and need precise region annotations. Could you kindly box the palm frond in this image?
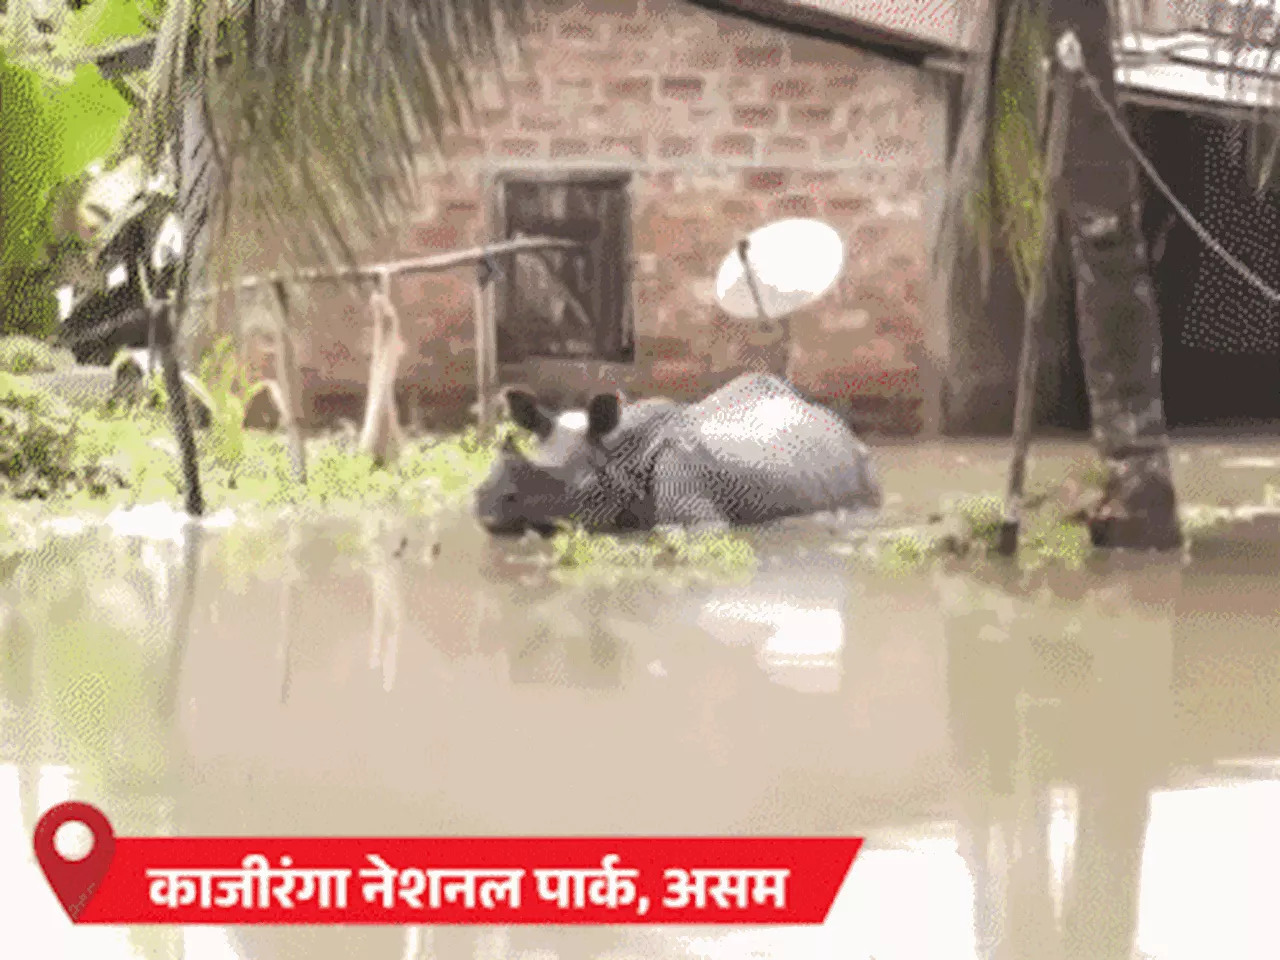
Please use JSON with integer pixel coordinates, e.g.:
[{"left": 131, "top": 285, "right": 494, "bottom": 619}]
[
  {"left": 142, "top": 0, "right": 527, "bottom": 282},
  {"left": 933, "top": 0, "right": 1049, "bottom": 307}
]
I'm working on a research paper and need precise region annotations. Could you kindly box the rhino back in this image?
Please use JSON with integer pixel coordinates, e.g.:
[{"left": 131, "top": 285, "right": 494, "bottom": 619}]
[{"left": 662, "top": 374, "right": 880, "bottom": 522}]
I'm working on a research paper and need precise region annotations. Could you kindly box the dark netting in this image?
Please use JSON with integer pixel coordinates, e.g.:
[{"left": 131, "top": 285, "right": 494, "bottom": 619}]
[{"left": 1181, "top": 120, "right": 1280, "bottom": 355}]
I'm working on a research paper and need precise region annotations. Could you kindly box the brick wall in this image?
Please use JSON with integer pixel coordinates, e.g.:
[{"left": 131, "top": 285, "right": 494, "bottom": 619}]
[{"left": 273, "top": 0, "right": 949, "bottom": 435}]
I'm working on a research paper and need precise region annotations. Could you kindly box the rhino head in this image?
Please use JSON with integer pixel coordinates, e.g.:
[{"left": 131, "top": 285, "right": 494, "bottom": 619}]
[{"left": 474, "top": 387, "right": 626, "bottom": 536}]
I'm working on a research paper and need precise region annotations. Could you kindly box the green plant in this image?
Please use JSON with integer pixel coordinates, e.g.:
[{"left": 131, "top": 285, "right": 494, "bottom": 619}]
[
  {"left": 0, "top": 373, "right": 81, "bottom": 498},
  {"left": 0, "top": 335, "right": 75, "bottom": 374},
  {"left": 963, "top": 0, "right": 1051, "bottom": 300},
  {"left": 549, "top": 524, "right": 758, "bottom": 585},
  {"left": 0, "top": 0, "right": 141, "bottom": 337},
  {"left": 184, "top": 336, "right": 268, "bottom": 485}
]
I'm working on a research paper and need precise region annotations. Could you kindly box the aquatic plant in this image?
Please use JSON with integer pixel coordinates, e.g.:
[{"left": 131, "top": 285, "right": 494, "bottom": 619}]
[
  {"left": 550, "top": 524, "right": 758, "bottom": 585},
  {"left": 877, "top": 529, "right": 938, "bottom": 576},
  {"left": 873, "top": 489, "right": 1093, "bottom": 575}
]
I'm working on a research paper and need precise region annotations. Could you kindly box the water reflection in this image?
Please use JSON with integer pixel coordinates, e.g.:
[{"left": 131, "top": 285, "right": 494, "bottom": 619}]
[{"left": 1, "top": 513, "right": 1279, "bottom": 959}]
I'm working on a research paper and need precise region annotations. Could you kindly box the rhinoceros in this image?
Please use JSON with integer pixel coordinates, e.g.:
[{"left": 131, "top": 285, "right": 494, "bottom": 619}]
[{"left": 474, "top": 373, "right": 882, "bottom": 535}]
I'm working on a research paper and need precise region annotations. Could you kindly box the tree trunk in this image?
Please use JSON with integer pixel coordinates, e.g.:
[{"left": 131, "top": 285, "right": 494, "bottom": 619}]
[
  {"left": 1047, "top": 0, "right": 1182, "bottom": 551},
  {"left": 164, "top": 85, "right": 225, "bottom": 517}
]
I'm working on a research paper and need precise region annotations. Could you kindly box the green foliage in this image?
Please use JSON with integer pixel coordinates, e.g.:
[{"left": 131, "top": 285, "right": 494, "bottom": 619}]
[
  {"left": 878, "top": 529, "right": 937, "bottom": 576},
  {"left": 0, "top": 373, "right": 82, "bottom": 498},
  {"left": 0, "top": 2, "right": 137, "bottom": 337},
  {"left": 874, "top": 489, "right": 1092, "bottom": 575},
  {"left": 186, "top": 336, "right": 268, "bottom": 482},
  {"left": 0, "top": 335, "right": 76, "bottom": 374},
  {"left": 550, "top": 525, "right": 758, "bottom": 585},
  {"left": 967, "top": 0, "right": 1051, "bottom": 300}
]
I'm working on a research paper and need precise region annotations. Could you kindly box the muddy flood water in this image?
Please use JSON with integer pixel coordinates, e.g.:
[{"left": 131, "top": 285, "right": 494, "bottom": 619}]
[{"left": 3, "top": 439, "right": 1280, "bottom": 960}]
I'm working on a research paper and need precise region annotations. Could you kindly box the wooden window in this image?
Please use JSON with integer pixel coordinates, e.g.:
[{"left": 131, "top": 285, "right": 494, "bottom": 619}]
[{"left": 490, "top": 170, "right": 635, "bottom": 364}]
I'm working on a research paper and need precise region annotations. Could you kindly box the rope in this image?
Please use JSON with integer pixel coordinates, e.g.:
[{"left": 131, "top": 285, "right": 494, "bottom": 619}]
[{"left": 1075, "top": 60, "right": 1280, "bottom": 304}]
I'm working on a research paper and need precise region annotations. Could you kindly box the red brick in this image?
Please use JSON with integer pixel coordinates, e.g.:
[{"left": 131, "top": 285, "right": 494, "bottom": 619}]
[
  {"left": 441, "top": 134, "right": 483, "bottom": 159},
  {"left": 733, "top": 105, "right": 778, "bottom": 129},
  {"left": 553, "top": 77, "right": 597, "bottom": 102},
  {"left": 825, "top": 195, "right": 872, "bottom": 216},
  {"left": 821, "top": 133, "right": 856, "bottom": 159},
  {"left": 550, "top": 137, "right": 590, "bottom": 158},
  {"left": 496, "top": 138, "right": 540, "bottom": 158},
  {"left": 871, "top": 136, "right": 916, "bottom": 161},
  {"left": 674, "top": 45, "right": 725, "bottom": 70},
  {"left": 769, "top": 194, "right": 819, "bottom": 218},
  {"left": 614, "top": 18, "right": 657, "bottom": 40},
  {"left": 650, "top": 360, "right": 707, "bottom": 396},
  {"left": 789, "top": 105, "right": 835, "bottom": 130},
  {"left": 765, "top": 135, "right": 813, "bottom": 158},
  {"left": 710, "top": 134, "right": 756, "bottom": 159},
  {"left": 506, "top": 77, "right": 543, "bottom": 101},
  {"left": 770, "top": 78, "right": 815, "bottom": 100},
  {"left": 660, "top": 76, "right": 704, "bottom": 100},
  {"left": 724, "top": 75, "right": 765, "bottom": 102},
  {"left": 442, "top": 199, "right": 479, "bottom": 217},
  {"left": 742, "top": 169, "right": 788, "bottom": 192},
  {"left": 720, "top": 197, "right": 762, "bottom": 222},
  {"left": 411, "top": 223, "right": 460, "bottom": 249},
  {"left": 518, "top": 108, "right": 562, "bottom": 133},
  {"left": 798, "top": 171, "right": 839, "bottom": 189},
  {"left": 642, "top": 170, "right": 677, "bottom": 194},
  {"left": 659, "top": 136, "right": 696, "bottom": 159},
  {"left": 605, "top": 76, "right": 653, "bottom": 100},
  {"left": 735, "top": 45, "right": 783, "bottom": 69},
  {"left": 826, "top": 72, "right": 864, "bottom": 92},
  {"left": 556, "top": 19, "right": 597, "bottom": 42},
  {"left": 596, "top": 136, "right": 645, "bottom": 158}
]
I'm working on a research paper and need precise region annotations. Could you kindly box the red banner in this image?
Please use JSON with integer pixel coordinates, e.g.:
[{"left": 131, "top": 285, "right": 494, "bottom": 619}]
[{"left": 34, "top": 802, "right": 862, "bottom": 926}]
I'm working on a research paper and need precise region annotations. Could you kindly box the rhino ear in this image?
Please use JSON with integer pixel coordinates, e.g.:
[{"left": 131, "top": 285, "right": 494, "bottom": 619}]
[
  {"left": 587, "top": 392, "right": 622, "bottom": 440},
  {"left": 504, "top": 388, "right": 554, "bottom": 439}
]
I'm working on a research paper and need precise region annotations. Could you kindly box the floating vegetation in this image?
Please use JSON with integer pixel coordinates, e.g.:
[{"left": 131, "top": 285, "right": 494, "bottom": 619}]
[
  {"left": 550, "top": 524, "right": 759, "bottom": 585},
  {"left": 874, "top": 490, "right": 1092, "bottom": 576}
]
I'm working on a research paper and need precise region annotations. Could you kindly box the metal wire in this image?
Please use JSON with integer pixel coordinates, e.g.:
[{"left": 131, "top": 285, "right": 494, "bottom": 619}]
[{"left": 1076, "top": 59, "right": 1280, "bottom": 303}]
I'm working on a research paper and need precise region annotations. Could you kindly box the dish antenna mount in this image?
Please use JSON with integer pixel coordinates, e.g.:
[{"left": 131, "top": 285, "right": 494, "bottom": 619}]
[{"left": 714, "top": 218, "right": 846, "bottom": 325}]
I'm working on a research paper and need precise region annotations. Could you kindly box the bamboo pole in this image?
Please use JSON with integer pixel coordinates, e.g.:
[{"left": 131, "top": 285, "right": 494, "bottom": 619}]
[
  {"left": 997, "top": 31, "right": 1083, "bottom": 557},
  {"left": 187, "top": 236, "right": 583, "bottom": 304}
]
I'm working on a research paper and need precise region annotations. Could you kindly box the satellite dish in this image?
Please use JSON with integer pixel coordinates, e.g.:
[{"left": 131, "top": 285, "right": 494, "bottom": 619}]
[{"left": 714, "top": 219, "right": 845, "bottom": 321}]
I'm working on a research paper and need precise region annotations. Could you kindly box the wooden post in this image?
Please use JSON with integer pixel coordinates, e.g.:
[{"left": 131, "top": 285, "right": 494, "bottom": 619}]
[
  {"left": 997, "top": 31, "right": 1082, "bottom": 557},
  {"left": 474, "top": 254, "right": 494, "bottom": 431},
  {"left": 736, "top": 238, "right": 772, "bottom": 323}
]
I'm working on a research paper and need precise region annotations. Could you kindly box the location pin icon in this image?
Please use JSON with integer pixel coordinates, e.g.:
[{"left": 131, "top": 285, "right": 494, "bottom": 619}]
[{"left": 33, "top": 801, "right": 117, "bottom": 922}]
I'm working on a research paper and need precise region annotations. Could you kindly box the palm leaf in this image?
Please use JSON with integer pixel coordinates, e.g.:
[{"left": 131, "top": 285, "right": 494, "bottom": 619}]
[
  {"left": 140, "top": 0, "right": 528, "bottom": 283},
  {"left": 933, "top": 0, "right": 1050, "bottom": 306}
]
